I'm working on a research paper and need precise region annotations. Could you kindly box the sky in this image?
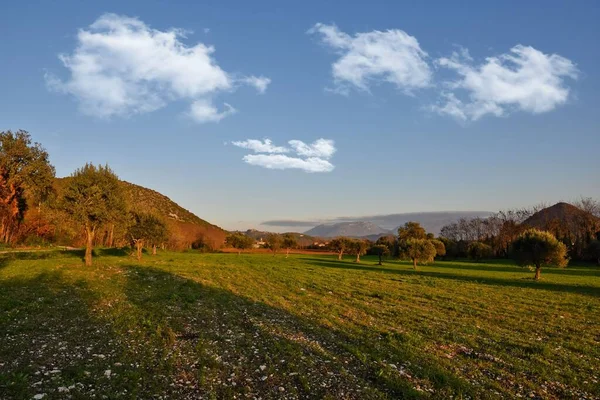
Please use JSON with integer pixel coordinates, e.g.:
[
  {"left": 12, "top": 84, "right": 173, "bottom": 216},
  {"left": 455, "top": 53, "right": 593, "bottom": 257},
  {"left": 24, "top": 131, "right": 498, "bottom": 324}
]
[{"left": 1, "top": 0, "right": 599, "bottom": 232}]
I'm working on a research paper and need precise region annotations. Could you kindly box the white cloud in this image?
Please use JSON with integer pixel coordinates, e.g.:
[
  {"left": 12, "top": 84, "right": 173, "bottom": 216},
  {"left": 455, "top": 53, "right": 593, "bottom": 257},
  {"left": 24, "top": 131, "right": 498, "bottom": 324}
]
[
  {"left": 46, "top": 13, "right": 269, "bottom": 122},
  {"left": 309, "top": 23, "right": 431, "bottom": 93},
  {"left": 231, "top": 139, "right": 289, "bottom": 153},
  {"left": 189, "top": 100, "right": 236, "bottom": 123},
  {"left": 242, "top": 76, "right": 271, "bottom": 94},
  {"left": 288, "top": 138, "right": 335, "bottom": 159},
  {"left": 242, "top": 154, "right": 334, "bottom": 173},
  {"left": 433, "top": 45, "right": 578, "bottom": 121},
  {"left": 230, "top": 138, "right": 336, "bottom": 173}
]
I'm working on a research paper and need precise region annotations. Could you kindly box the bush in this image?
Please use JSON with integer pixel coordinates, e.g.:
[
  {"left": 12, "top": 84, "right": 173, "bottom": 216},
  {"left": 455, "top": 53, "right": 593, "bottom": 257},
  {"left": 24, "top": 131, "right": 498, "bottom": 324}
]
[{"left": 467, "top": 242, "right": 493, "bottom": 262}]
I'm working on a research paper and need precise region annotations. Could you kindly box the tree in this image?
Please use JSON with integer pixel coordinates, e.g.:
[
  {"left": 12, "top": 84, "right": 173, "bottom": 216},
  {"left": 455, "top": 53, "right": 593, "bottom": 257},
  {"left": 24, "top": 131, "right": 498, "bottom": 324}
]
[
  {"left": 282, "top": 233, "right": 297, "bottom": 258},
  {"left": 0, "top": 130, "right": 55, "bottom": 243},
  {"left": 467, "top": 242, "right": 493, "bottom": 262},
  {"left": 431, "top": 239, "right": 446, "bottom": 260},
  {"left": 398, "top": 222, "right": 427, "bottom": 241},
  {"left": 375, "top": 235, "right": 398, "bottom": 257},
  {"left": 371, "top": 244, "right": 390, "bottom": 265},
  {"left": 266, "top": 233, "right": 282, "bottom": 256},
  {"left": 586, "top": 239, "right": 600, "bottom": 265},
  {"left": 511, "top": 229, "right": 568, "bottom": 280},
  {"left": 330, "top": 237, "right": 351, "bottom": 260},
  {"left": 127, "top": 212, "right": 168, "bottom": 260},
  {"left": 350, "top": 239, "right": 368, "bottom": 263},
  {"left": 405, "top": 238, "right": 436, "bottom": 269},
  {"left": 62, "top": 164, "right": 126, "bottom": 266},
  {"left": 226, "top": 232, "right": 254, "bottom": 255}
]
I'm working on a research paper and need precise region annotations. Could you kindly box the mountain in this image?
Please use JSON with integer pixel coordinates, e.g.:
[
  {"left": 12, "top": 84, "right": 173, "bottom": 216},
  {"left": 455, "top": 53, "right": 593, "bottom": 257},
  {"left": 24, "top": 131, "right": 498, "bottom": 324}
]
[
  {"left": 523, "top": 202, "right": 600, "bottom": 232},
  {"left": 367, "top": 211, "right": 492, "bottom": 236},
  {"left": 305, "top": 221, "right": 390, "bottom": 238},
  {"left": 54, "top": 178, "right": 227, "bottom": 249}
]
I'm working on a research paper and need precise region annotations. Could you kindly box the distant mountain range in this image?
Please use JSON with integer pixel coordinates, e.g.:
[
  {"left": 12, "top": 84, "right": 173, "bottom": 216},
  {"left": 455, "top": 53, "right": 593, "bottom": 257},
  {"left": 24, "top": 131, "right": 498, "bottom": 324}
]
[
  {"left": 300, "top": 211, "right": 492, "bottom": 238},
  {"left": 305, "top": 221, "right": 389, "bottom": 238}
]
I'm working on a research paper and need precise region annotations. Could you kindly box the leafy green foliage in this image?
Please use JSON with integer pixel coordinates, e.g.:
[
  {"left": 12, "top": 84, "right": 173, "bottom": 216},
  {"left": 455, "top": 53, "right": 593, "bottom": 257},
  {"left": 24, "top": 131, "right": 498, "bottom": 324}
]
[
  {"left": 511, "top": 229, "right": 569, "bottom": 280},
  {"left": 349, "top": 239, "right": 369, "bottom": 262},
  {"left": 397, "top": 221, "right": 427, "bottom": 241},
  {"left": 62, "top": 164, "right": 126, "bottom": 265},
  {"left": 127, "top": 212, "right": 169, "bottom": 260},
  {"left": 225, "top": 233, "right": 254, "bottom": 253},
  {"left": 329, "top": 237, "right": 352, "bottom": 260},
  {"left": 265, "top": 233, "right": 281, "bottom": 255},
  {"left": 467, "top": 242, "right": 493, "bottom": 262},
  {"left": 370, "top": 244, "right": 390, "bottom": 265},
  {"left": 430, "top": 239, "right": 446, "bottom": 258},
  {"left": 0, "top": 130, "right": 55, "bottom": 243},
  {"left": 404, "top": 238, "right": 437, "bottom": 269}
]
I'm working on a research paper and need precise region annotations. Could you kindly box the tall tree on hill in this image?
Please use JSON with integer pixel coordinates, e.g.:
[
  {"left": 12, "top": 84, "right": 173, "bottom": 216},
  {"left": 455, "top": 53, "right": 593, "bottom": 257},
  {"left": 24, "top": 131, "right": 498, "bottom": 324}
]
[
  {"left": 128, "top": 212, "right": 169, "bottom": 260},
  {"left": 330, "top": 237, "right": 351, "bottom": 260},
  {"left": 62, "top": 164, "right": 126, "bottom": 266},
  {"left": 0, "top": 130, "right": 55, "bottom": 243},
  {"left": 226, "top": 233, "right": 254, "bottom": 255},
  {"left": 266, "top": 233, "right": 282, "bottom": 256},
  {"left": 282, "top": 234, "right": 298, "bottom": 258},
  {"left": 511, "top": 229, "right": 568, "bottom": 280}
]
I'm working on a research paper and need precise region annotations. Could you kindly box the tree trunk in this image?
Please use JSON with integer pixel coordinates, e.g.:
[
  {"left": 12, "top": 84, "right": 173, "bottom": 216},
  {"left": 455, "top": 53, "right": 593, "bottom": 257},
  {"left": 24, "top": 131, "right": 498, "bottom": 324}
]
[
  {"left": 338, "top": 251, "right": 343, "bottom": 260},
  {"left": 136, "top": 240, "right": 143, "bottom": 261},
  {"left": 85, "top": 225, "right": 95, "bottom": 266},
  {"left": 378, "top": 254, "right": 383, "bottom": 265},
  {"left": 108, "top": 224, "right": 114, "bottom": 247},
  {"left": 152, "top": 244, "right": 157, "bottom": 255},
  {"left": 355, "top": 254, "right": 360, "bottom": 263},
  {"left": 286, "top": 248, "right": 290, "bottom": 258},
  {"left": 412, "top": 258, "right": 417, "bottom": 270},
  {"left": 534, "top": 265, "right": 541, "bottom": 280}
]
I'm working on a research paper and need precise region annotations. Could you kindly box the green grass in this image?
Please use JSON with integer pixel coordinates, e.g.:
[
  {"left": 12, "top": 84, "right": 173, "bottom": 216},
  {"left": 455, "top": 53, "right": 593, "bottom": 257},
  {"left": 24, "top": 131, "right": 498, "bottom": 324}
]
[{"left": 0, "top": 250, "right": 598, "bottom": 399}]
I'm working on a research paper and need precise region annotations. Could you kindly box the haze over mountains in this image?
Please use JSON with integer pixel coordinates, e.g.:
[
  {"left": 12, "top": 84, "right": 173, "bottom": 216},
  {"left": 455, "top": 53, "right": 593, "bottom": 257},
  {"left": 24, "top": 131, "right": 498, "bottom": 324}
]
[{"left": 264, "top": 211, "right": 492, "bottom": 237}]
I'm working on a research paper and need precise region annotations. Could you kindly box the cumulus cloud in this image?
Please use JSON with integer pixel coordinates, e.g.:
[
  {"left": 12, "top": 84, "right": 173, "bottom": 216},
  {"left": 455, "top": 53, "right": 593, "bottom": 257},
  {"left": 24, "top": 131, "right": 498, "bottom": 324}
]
[
  {"left": 230, "top": 138, "right": 336, "bottom": 173},
  {"left": 308, "top": 23, "right": 431, "bottom": 94},
  {"left": 433, "top": 45, "right": 578, "bottom": 121},
  {"left": 231, "top": 139, "right": 289, "bottom": 153},
  {"left": 45, "top": 13, "right": 269, "bottom": 121},
  {"left": 242, "top": 154, "right": 334, "bottom": 173}
]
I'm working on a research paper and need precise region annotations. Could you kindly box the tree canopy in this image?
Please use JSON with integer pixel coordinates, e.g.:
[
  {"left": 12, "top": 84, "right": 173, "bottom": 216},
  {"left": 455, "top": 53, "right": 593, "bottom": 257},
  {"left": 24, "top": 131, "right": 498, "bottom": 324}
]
[
  {"left": 226, "top": 233, "right": 254, "bottom": 254},
  {"left": 511, "top": 229, "right": 568, "bottom": 280},
  {"left": 405, "top": 238, "right": 436, "bottom": 269},
  {"left": 0, "top": 130, "right": 55, "bottom": 243},
  {"left": 128, "top": 212, "right": 169, "bottom": 260},
  {"left": 62, "top": 164, "right": 126, "bottom": 266}
]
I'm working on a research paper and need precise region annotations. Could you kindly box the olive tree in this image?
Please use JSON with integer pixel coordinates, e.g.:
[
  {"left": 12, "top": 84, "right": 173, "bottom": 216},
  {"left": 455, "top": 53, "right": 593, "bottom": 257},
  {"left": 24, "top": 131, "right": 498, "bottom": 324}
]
[
  {"left": 330, "top": 237, "right": 351, "bottom": 260},
  {"left": 127, "top": 212, "right": 168, "bottom": 260},
  {"left": 282, "top": 233, "right": 298, "bottom": 258},
  {"left": 405, "top": 238, "right": 436, "bottom": 269},
  {"left": 0, "top": 130, "right": 55, "bottom": 243},
  {"left": 431, "top": 239, "right": 446, "bottom": 260},
  {"left": 511, "top": 229, "right": 568, "bottom": 280},
  {"left": 371, "top": 244, "right": 390, "bottom": 265},
  {"left": 226, "top": 232, "right": 254, "bottom": 255},
  {"left": 62, "top": 164, "right": 126, "bottom": 266},
  {"left": 467, "top": 242, "right": 493, "bottom": 262},
  {"left": 266, "top": 233, "right": 282, "bottom": 256},
  {"left": 350, "top": 239, "right": 368, "bottom": 263}
]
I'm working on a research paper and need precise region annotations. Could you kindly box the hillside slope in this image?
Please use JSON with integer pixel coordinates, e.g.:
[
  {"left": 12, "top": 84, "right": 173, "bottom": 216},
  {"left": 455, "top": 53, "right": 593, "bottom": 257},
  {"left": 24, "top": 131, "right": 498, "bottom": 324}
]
[{"left": 54, "top": 178, "right": 227, "bottom": 249}]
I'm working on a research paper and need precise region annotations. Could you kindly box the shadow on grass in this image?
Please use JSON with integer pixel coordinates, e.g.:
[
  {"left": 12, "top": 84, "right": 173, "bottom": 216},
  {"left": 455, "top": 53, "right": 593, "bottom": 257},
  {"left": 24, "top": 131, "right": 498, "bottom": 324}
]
[
  {"left": 433, "top": 262, "right": 600, "bottom": 278},
  {"left": 302, "top": 257, "right": 600, "bottom": 298},
  {"left": 118, "top": 264, "right": 475, "bottom": 399}
]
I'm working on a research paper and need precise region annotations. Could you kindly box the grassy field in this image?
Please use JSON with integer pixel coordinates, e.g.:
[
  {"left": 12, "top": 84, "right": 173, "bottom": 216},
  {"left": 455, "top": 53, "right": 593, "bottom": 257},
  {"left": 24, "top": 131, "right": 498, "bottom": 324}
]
[{"left": 0, "top": 250, "right": 598, "bottom": 399}]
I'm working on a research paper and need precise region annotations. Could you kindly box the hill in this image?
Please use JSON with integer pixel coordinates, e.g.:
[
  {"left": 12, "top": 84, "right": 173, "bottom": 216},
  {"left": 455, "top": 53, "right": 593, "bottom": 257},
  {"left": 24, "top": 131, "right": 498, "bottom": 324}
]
[
  {"left": 305, "top": 221, "right": 390, "bottom": 238},
  {"left": 53, "top": 178, "right": 227, "bottom": 249},
  {"left": 523, "top": 202, "right": 600, "bottom": 229}
]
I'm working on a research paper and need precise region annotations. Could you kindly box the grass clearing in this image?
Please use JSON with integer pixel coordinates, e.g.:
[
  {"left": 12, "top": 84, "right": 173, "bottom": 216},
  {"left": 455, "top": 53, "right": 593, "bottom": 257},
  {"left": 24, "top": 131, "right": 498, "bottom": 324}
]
[{"left": 0, "top": 250, "right": 599, "bottom": 399}]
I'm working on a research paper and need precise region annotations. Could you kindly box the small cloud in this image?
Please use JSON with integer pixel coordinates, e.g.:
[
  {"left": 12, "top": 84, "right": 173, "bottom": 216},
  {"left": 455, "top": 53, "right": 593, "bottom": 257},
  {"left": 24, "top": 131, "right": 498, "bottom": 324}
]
[
  {"left": 309, "top": 23, "right": 432, "bottom": 94},
  {"left": 189, "top": 100, "right": 236, "bottom": 123},
  {"left": 231, "top": 139, "right": 289, "bottom": 153},
  {"left": 242, "top": 154, "right": 334, "bottom": 173},
  {"left": 242, "top": 76, "right": 271, "bottom": 94},
  {"left": 432, "top": 45, "right": 578, "bottom": 121},
  {"left": 230, "top": 138, "right": 337, "bottom": 173}
]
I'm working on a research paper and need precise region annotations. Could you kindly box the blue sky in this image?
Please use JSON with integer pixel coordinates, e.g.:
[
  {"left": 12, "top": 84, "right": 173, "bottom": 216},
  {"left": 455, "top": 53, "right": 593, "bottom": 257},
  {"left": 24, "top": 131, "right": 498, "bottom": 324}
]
[{"left": 1, "top": 0, "right": 599, "bottom": 231}]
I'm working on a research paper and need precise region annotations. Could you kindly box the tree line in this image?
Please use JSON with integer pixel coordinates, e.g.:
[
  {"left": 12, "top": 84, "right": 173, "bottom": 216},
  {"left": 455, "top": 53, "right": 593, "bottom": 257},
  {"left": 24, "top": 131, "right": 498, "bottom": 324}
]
[{"left": 0, "top": 130, "right": 169, "bottom": 265}]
